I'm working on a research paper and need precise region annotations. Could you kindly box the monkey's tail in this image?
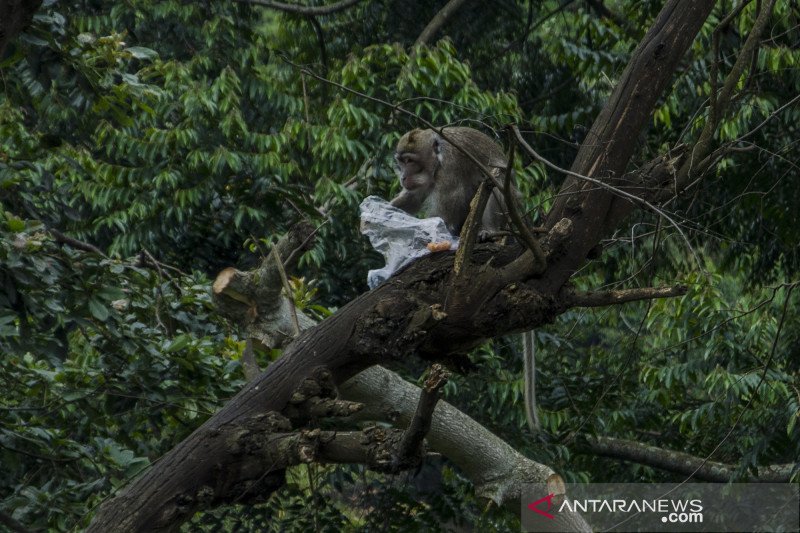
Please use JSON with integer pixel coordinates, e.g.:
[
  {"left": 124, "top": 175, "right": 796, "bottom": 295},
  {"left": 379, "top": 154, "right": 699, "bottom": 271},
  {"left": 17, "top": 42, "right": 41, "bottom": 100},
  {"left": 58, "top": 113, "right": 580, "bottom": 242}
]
[{"left": 523, "top": 329, "right": 541, "bottom": 432}]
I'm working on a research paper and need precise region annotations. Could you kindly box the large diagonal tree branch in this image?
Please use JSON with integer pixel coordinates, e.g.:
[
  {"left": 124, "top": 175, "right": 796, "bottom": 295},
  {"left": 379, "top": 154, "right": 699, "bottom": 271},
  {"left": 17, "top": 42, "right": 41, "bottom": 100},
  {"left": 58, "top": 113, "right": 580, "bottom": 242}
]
[
  {"left": 538, "top": 0, "right": 716, "bottom": 290},
  {"left": 213, "top": 229, "right": 593, "bottom": 531},
  {"left": 88, "top": 1, "right": 717, "bottom": 531}
]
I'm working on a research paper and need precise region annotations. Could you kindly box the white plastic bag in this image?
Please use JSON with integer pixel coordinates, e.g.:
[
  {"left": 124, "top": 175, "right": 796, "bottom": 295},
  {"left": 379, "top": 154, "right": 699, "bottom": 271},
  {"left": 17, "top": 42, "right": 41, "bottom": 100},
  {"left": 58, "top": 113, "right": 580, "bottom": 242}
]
[{"left": 359, "top": 196, "right": 458, "bottom": 289}]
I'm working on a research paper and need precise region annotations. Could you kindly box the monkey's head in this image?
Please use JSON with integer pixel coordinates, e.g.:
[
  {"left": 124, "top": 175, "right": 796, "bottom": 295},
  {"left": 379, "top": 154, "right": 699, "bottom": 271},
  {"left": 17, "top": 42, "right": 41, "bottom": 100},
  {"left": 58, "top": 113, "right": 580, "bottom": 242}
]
[{"left": 394, "top": 128, "right": 442, "bottom": 192}]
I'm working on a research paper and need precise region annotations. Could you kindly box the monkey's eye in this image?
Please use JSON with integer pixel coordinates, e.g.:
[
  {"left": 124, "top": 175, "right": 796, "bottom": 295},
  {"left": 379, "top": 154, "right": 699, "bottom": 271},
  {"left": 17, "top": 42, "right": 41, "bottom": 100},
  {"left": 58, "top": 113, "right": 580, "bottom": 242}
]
[{"left": 396, "top": 153, "right": 417, "bottom": 166}]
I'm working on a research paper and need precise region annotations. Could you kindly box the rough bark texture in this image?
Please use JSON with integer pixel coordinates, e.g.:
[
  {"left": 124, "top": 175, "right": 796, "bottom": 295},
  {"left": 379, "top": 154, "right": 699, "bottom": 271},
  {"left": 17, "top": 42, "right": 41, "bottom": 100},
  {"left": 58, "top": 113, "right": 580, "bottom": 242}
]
[
  {"left": 341, "top": 366, "right": 592, "bottom": 532},
  {"left": 88, "top": 0, "right": 717, "bottom": 530},
  {"left": 216, "top": 227, "right": 592, "bottom": 530},
  {"left": 540, "top": 0, "right": 717, "bottom": 291},
  {"left": 0, "top": 0, "right": 43, "bottom": 58}
]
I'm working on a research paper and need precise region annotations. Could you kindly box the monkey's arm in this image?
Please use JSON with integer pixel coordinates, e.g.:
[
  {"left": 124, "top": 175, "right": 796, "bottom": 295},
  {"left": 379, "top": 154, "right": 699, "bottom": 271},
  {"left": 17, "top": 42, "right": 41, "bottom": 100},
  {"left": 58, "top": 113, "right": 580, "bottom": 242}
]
[{"left": 390, "top": 189, "right": 426, "bottom": 215}]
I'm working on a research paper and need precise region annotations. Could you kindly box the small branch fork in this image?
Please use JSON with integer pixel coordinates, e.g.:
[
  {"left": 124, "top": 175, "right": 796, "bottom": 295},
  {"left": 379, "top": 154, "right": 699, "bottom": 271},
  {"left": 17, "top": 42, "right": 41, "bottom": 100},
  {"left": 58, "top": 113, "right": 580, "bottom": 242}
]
[
  {"left": 675, "top": 0, "right": 777, "bottom": 190},
  {"left": 230, "top": 365, "right": 447, "bottom": 480},
  {"left": 394, "top": 364, "right": 450, "bottom": 468}
]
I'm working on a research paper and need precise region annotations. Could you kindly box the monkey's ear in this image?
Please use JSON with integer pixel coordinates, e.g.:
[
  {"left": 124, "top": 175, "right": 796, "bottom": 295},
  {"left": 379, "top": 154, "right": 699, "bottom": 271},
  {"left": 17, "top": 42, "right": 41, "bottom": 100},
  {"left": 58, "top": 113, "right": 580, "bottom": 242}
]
[{"left": 432, "top": 137, "right": 441, "bottom": 155}]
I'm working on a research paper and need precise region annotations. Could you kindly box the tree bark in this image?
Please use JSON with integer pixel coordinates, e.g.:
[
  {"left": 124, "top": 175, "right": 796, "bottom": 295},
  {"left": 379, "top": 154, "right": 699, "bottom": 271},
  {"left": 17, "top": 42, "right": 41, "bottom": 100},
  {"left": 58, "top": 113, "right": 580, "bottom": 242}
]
[
  {"left": 341, "top": 366, "right": 592, "bottom": 532},
  {"left": 87, "top": 1, "right": 718, "bottom": 531},
  {"left": 540, "top": 0, "right": 717, "bottom": 290},
  {"left": 414, "top": 0, "right": 473, "bottom": 47}
]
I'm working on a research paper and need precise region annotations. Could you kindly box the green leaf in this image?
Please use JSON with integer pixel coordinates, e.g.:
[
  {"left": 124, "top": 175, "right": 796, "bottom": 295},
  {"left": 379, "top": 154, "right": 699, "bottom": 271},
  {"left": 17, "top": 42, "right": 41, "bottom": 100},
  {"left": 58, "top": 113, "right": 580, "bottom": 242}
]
[
  {"left": 7, "top": 216, "right": 25, "bottom": 232},
  {"left": 88, "top": 299, "right": 109, "bottom": 321},
  {"left": 165, "top": 334, "right": 191, "bottom": 353},
  {"left": 125, "top": 46, "right": 158, "bottom": 60}
]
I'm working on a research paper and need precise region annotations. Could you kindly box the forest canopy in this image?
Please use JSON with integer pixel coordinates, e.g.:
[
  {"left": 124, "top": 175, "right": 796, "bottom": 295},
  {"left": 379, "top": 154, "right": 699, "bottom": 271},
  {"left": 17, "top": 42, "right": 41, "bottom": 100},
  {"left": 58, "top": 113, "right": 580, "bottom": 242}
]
[{"left": 0, "top": 0, "right": 798, "bottom": 531}]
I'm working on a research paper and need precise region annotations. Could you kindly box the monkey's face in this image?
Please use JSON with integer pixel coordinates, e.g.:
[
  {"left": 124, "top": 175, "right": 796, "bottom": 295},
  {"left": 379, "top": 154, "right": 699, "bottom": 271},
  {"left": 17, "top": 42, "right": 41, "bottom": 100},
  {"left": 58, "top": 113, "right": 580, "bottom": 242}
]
[
  {"left": 394, "top": 129, "right": 442, "bottom": 193},
  {"left": 394, "top": 151, "right": 432, "bottom": 191}
]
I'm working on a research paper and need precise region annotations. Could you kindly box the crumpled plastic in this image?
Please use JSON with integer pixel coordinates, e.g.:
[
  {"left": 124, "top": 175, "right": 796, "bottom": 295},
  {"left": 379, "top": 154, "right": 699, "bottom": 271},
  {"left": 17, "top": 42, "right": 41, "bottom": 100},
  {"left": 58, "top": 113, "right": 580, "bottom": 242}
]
[{"left": 359, "top": 196, "right": 458, "bottom": 289}]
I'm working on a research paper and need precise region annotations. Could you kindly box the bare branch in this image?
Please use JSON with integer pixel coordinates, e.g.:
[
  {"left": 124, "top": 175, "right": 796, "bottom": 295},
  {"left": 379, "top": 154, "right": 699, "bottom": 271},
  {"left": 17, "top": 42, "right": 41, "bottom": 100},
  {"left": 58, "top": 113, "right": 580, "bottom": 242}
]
[
  {"left": 235, "top": 0, "right": 365, "bottom": 16},
  {"left": 233, "top": 424, "right": 416, "bottom": 475},
  {"left": 49, "top": 229, "right": 107, "bottom": 257},
  {"left": 342, "top": 366, "right": 590, "bottom": 531},
  {"left": 212, "top": 223, "right": 317, "bottom": 350},
  {"left": 394, "top": 364, "right": 449, "bottom": 467},
  {"left": 710, "top": 0, "right": 754, "bottom": 127},
  {"left": 562, "top": 285, "right": 688, "bottom": 308},
  {"left": 414, "top": 0, "right": 472, "bottom": 47},
  {"left": 536, "top": 0, "right": 716, "bottom": 292},
  {"left": 138, "top": 248, "right": 191, "bottom": 278},
  {"left": 584, "top": 435, "right": 796, "bottom": 482},
  {"left": 676, "top": 0, "right": 777, "bottom": 190}
]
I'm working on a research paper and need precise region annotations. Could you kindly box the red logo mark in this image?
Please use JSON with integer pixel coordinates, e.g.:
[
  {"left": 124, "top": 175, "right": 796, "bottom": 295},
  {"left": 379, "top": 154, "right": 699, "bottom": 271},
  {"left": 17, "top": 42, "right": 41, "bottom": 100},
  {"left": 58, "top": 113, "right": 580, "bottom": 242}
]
[{"left": 527, "top": 493, "right": 556, "bottom": 519}]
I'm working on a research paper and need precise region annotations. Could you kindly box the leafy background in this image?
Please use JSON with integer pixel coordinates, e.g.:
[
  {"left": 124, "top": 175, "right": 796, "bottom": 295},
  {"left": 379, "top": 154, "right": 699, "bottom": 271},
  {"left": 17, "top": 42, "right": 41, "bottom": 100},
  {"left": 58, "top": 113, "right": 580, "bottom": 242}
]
[{"left": 1, "top": 0, "right": 798, "bottom": 530}]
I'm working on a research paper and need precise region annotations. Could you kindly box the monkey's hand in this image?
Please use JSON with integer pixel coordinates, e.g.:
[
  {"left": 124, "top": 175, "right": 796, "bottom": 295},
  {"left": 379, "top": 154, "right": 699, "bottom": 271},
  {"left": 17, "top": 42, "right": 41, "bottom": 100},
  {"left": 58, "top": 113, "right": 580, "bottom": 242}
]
[{"left": 389, "top": 189, "right": 425, "bottom": 215}]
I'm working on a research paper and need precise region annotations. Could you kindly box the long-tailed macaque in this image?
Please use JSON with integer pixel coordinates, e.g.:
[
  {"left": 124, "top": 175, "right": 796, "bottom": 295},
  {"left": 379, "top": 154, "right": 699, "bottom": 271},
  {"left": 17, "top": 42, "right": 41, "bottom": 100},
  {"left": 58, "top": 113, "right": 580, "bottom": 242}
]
[
  {"left": 390, "top": 125, "right": 541, "bottom": 432},
  {"left": 390, "top": 127, "right": 509, "bottom": 236}
]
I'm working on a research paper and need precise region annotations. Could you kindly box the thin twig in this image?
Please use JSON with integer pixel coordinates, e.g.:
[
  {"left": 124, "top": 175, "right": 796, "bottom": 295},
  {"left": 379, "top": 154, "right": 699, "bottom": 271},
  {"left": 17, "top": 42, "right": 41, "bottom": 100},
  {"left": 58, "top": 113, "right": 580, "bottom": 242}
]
[
  {"left": 733, "top": 92, "right": 800, "bottom": 144},
  {"left": 675, "top": 280, "right": 797, "bottom": 483},
  {"left": 279, "top": 55, "right": 501, "bottom": 184}
]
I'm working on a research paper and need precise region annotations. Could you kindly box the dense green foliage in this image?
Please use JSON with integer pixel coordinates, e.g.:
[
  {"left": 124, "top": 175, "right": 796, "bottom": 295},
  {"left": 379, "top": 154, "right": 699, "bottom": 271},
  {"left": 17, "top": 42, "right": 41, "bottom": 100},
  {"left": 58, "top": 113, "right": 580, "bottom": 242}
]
[{"left": 1, "top": 0, "right": 798, "bottom": 530}]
